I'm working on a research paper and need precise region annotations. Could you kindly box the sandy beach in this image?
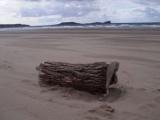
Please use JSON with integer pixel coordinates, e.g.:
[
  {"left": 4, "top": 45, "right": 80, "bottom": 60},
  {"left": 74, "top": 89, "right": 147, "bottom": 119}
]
[{"left": 0, "top": 28, "right": 160, "bottom": 120}]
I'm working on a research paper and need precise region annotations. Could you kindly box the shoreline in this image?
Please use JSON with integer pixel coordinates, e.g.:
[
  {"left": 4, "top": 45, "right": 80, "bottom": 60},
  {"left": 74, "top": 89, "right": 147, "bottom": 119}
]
[{"left": 1, "top": 26, "right": 160, "bottom": 32}]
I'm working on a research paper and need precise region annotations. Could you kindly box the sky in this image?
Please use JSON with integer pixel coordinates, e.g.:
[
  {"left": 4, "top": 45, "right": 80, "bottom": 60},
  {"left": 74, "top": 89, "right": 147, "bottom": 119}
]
[{"left": 0, "top": 0, "right": 160, "bottom": 25}]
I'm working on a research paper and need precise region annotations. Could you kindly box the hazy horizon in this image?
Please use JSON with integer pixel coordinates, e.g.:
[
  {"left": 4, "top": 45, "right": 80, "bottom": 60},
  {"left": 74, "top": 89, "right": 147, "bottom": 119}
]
[{"left": 0, "top": 0, "right": 160, "bottom": 25}]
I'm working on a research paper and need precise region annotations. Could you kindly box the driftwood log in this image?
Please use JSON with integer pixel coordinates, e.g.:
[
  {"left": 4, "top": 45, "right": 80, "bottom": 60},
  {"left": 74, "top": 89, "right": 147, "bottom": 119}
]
[{"left": 36, "top": 61, "right": 119, "bottom": 94}]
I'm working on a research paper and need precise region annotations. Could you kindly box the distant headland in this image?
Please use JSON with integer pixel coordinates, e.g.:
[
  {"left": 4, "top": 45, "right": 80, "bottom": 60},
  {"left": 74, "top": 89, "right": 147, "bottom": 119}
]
[
  {"left": 0, "top": 21, "right": 112, "bottom": 28},
  {"left": 53, "top": 21, "right": 111, "bottom": 26},
  {"left": 0, "top": 24, "right": 30, "bottom": 28}
]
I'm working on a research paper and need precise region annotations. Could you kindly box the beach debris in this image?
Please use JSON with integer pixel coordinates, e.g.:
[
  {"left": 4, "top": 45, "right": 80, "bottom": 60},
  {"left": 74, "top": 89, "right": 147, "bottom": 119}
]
[{"left": 36, "top": 61, "right": 119, "bottom": 95}]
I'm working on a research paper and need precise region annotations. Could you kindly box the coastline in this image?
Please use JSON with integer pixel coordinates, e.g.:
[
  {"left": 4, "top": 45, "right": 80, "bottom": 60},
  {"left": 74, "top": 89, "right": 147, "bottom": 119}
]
[{"left": 0, "top": 28, "right": 160, "bottom": 120}]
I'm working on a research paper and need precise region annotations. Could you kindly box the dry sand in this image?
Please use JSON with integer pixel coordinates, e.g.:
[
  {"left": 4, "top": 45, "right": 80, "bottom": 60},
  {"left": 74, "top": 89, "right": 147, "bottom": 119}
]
[{"left": 0, "top": 28, "right": 160, "bottom": 120}]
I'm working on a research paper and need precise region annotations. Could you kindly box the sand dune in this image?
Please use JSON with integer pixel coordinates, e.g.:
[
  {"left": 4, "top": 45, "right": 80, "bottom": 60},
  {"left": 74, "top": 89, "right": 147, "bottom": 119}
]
[{"left": 0, "top": 28, "right": 160, "bottom": 120}]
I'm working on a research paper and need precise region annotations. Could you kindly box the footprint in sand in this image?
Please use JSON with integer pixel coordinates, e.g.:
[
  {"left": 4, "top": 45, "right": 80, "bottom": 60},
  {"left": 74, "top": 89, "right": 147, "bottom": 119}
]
[
  {"left": 138, "top": 102, "right": 160, "bottom": 120},
  {"left": 85, "top": 116, "right": 101, "bottom": 120},
  {"left": 22, "top": 79, "right": 38, "bottom": 87},
  {"left": 140, "top": 103, "right": 156, "bottom": 111},
  {"left": 154, "top": 96, "right": 160, "bottom": 104},
  {"left": 0, "top": 60, "right": 12, "bottom": 70},
  {"left": 139, "top": 102, "right": 160, "bottom": 117},
  {"left": 121, "top": 70, "right": 133, "bottom": 85},
  {"left": 85, "top": 104, "right": 115, "bottom": 120},
  {"left": 117, "top": 111, "right": 149, "bottom": 120}
]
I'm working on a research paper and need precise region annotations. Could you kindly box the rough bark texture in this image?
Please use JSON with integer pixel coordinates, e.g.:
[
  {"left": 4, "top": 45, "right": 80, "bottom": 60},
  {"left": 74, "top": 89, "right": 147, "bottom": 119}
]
[{"left": 36, "top": 61, "right": 119, "bottom": 94}]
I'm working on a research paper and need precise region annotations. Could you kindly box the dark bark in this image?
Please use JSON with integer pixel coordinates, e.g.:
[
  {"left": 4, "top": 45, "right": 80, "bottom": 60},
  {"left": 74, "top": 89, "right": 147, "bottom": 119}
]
[{"left": 36, "top": 61, "right": 119, "bottom": 94}]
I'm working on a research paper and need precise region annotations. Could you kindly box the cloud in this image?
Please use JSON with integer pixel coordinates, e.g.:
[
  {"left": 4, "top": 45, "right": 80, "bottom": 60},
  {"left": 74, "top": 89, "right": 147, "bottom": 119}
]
[
  {"left": 0, "top": 0, "right": 160, "bottom": 25},
  {"left": 20, "top": 0, "right": 98, "bottom": 17},
  {"left": 135, "top": 7, "right": 160, "bottom": 21},
  {"left": 135, "top": 0, "right": 160, "bottom": 5}
]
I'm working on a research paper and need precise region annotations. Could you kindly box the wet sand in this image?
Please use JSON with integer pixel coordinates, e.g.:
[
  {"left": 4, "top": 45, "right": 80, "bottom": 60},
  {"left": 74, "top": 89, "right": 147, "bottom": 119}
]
[{"left": 0, "top": 28, "right": 160, "bottom": 120}]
